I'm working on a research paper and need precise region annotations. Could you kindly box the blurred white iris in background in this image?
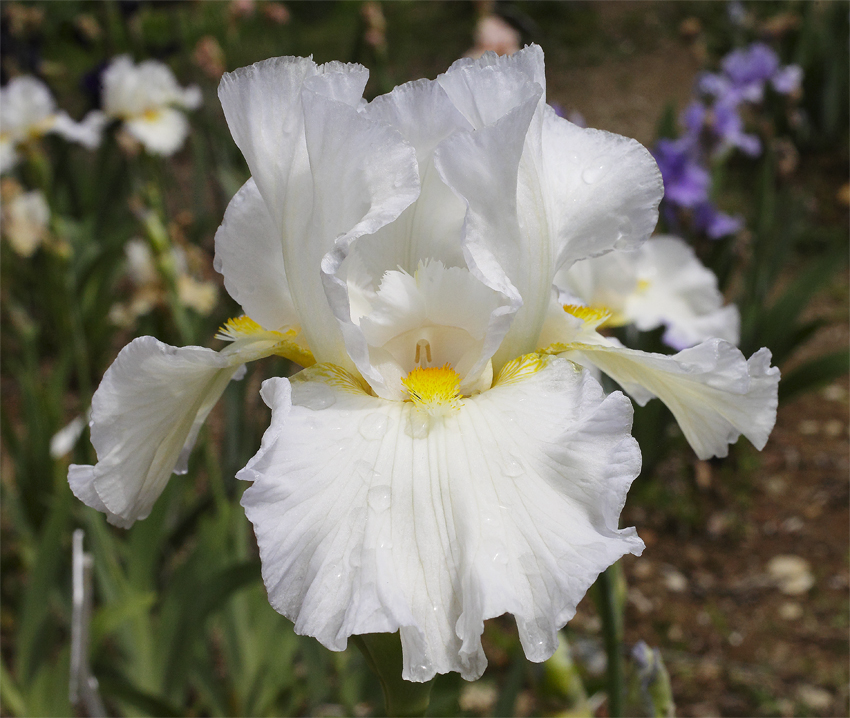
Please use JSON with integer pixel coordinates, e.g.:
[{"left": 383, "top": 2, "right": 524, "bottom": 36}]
[
  {"left": 94, "top": 55, "right": 202, "bottom": 156},
  {"left": 0, "top": 76, "right": 101, "bottom": 174}
]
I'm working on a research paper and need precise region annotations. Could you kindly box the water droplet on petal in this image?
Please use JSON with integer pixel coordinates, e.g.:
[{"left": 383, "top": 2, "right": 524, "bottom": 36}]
[
  {"left": 404, "top": 411, "right": 430, "bottom": 439},
  {"left": 212, "top": 255, "right": 223, "bottom": 273},
  {"left": 367, "top": 485, "right": 392, "bottom": 512},
  {"left": 354, "top": 459, "right": 380, "bottom": 485},
  {"left": 481, "top": 512, "right": 498, "bottom": 526},
  {"left": 326, "top": 561, "right": 343, "bottom": 580},
  {"left": 490, "top": 545, "right": 509, "bottom": 565},
  {"left": 502, "top": 454, "right": 524, "bottom": 478},
  {"left": 359, "top": 412, "right": 391, "bottom": 440},
  {"left": 581, "top": 163, "right": 606, "bottom": 184},
  {"left": 297, "top": 384, "right": 336, "bottom": 410}
]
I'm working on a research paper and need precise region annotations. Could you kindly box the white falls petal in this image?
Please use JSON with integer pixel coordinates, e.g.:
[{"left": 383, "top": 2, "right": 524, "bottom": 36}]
[
  {"left": 124, "top": 107, "right": 189, "bottom": 156},
  {"left": 563, "top": 340, "right": 779, "bottom": 459},
  {"left": 214, "top": 177, "right": 300, "bottom": 332},
  {"left": 68, "top": 335, "right": 272, "bottom": 527},
  {"left": 239, "top": 356, "right": 642, "bottom": 682}
]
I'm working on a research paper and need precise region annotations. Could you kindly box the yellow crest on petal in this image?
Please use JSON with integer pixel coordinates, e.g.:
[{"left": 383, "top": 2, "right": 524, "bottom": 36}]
[
  {"left": 216, "top": 315, "right": 315, "bottom": 367},
  {"left": 563, "top": 304, "right": 611, "bottom": 325},
  {"left": 494, "top": 353, "right": 549, "bottom": 386},
  {"left": 402, "top": 364, "right": 462, "bottom": 415}
]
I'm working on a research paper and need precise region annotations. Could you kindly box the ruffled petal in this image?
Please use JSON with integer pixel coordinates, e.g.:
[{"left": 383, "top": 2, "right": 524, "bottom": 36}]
[
  {"left": 67, "top": 334, "right": 280, "bottom": 527},
  {"left": 562, "top": 340, "right": 779, "bottom": 459},
  {"left": 219, "top": 57, "right": 420, "bottom": 367},
  {"left": 214, "top": 177, "right": 300, "bottom": 332},
  {"left": 239, "top": 356, "right": 642, "bottom": 682},
  {"left": 438, "top": 45, "right": 546, "bottom": 129},
  {"left": 358, "top": 77, "right": 472, "bottom": 271},
  {"left": 217, "top": 56, "right": 327, "bottom": 232},
  {"left": 535, "top": 105, "right": 663, "bottom": 271},
  {"left": 433, "top": 76, "right": 542, "bottom": 367},
  {"left": 125, "top": 107, "right": 189, "bottom": 156}
]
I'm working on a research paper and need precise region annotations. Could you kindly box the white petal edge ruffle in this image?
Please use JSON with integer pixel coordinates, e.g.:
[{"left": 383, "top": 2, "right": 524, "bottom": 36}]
[
  {"left": 68, "top": 335, "right": 279, "bottom": 527},
  {"left": 562, "top": 339, "right": 779, "bottom": 459},
  {"left": 239, "top": 356, "right": 643, "bottom": 682}
]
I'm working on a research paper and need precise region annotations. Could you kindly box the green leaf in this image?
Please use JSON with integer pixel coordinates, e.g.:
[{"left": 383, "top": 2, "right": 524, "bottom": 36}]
[
  {"left": 14, "top": 487, "right": 71, "bottom": 683},
  {"left": 98, "top": 676, "right": 184, "bottom": 717},
  {"left": 90, "top": 591, "right": 158, "bottom": 647},
  {"left": 0, "top": 658, "right": 27, "bottom": 717},
  {"left": 161, "top": 561, "right": 262, "bottom": 695}
]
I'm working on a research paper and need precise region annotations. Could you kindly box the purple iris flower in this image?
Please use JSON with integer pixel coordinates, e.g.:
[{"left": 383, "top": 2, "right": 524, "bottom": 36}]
[
  {"left": 722, "top": 43, "right": 780, "bottom": 100},
  {"left": 699, "top": 42, "right": 802, "bottom": 106},
  {"left": 653, "top": 138, "right": 710, "bottom": 208},
  {"left": 694, "top": 202, "right": 743, "bottom": 239},
  {"left": 771, "top": 64, "right": 803, "bottom": 95},
  {"left": 713, "top": 101, "right": 762, "bottom": 156}
]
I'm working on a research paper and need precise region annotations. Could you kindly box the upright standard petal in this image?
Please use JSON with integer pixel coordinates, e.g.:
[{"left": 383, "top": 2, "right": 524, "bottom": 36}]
[
  {"left": 434, "top": 68, "right": 542, "bottom": 366},
  {"left": 219, "top": 57, "right": 420, "bottom": 367},
  {"left": 239, "top": 356, "right": 642, "bottom": 682},
  {"left": 214, "top": 177, "right": 300, "bottom": 333}
]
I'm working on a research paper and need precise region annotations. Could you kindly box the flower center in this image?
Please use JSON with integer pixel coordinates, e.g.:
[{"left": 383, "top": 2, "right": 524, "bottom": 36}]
[{"left": 402, "top": 364, "right": 462, "bottom": 415}]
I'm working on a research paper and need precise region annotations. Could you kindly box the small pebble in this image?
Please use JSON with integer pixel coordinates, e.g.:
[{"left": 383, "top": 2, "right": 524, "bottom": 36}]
[
  {"left": 767, "top": 555, "right": 815, "bottom": 595},
  {"left": 779, "top": 601, "right": 803, "bottom": 620},
  {"left": 798, "top": 419, "right": 819, "bottom": 435},
  {"left": 781, "top": 516, "right": 804, "bottom": 533},
  {"left": 823, "top": 419, "right": 845, "bottom": 437},
  {"left": 662, "top": 567, "right": 688, "bottom": 593},
  {"left": 796, "top": 684, "right": 833, "bottom": 711},
  {"left": 821, "top": 383, "right": 847, "bottom": 402}
]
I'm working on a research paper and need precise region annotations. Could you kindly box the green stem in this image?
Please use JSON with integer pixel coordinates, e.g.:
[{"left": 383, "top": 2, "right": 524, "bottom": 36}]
[
  {"left": 352, "top": 633, "right": 433, "bottom": 717},
  {"left": 596, "top": 564, "right": 624, "bottom": 717}
]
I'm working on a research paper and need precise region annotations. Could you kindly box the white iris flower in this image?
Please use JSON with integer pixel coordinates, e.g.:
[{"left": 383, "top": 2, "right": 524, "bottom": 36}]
[
  {"left": 0, "top": 76, "right": 101, "bottom": 174},
  {"left": 95, "top": 56, "right": 202, "bottom": 156},
  {"left": 556, "top": 234, "right": 740, "bottom": 349},
  {"left": 70, "top": 47, "right": 778, "bottom": 681}
]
